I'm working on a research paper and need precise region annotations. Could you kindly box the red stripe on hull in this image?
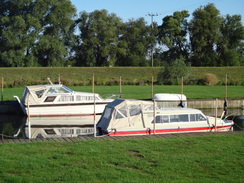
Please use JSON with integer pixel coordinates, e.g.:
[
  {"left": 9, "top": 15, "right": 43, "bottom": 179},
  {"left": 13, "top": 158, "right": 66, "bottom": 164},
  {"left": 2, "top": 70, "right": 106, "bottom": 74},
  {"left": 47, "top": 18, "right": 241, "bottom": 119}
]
[{"left": 106, "top": 125, "right": 233, "bottom": 136}]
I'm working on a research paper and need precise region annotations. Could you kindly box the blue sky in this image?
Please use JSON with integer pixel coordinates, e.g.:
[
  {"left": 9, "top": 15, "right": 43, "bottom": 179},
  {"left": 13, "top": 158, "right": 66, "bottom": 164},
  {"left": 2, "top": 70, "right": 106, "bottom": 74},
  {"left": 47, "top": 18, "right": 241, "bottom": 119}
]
[{"left": 70, "top": 0, "right": 244, "bottom": 24}]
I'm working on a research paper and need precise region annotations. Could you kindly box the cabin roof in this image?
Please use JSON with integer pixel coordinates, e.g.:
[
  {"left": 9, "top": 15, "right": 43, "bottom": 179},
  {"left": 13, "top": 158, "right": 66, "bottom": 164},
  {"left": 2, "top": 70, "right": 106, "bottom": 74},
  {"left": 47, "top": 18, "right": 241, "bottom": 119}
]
[{"left": 153, "top": 93, "right": 187, "bottom": 101}]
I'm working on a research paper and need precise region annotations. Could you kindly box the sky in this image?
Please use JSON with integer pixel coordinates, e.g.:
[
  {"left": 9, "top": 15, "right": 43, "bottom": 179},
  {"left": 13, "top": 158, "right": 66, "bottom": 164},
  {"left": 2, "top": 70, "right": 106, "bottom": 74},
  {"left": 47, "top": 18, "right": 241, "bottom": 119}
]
[{"left": 70, "top": 0, "right": 244, "bottom": 24}]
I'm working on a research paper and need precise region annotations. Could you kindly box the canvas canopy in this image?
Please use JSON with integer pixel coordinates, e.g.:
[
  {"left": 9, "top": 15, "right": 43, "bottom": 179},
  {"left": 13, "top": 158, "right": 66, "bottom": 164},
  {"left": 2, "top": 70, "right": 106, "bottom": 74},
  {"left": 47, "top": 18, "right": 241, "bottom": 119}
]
[
  {"left": 21, "top": 84, "right": 73, "bottom": 105},
  {"left": 97, "top": 99, "right": 153, "bottom": 130}
]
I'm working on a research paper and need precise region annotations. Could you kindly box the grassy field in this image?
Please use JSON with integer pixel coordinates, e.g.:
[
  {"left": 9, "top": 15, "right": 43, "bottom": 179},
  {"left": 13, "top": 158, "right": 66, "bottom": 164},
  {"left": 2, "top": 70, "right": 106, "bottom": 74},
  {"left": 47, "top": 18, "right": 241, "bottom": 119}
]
[
  {"left": 0, "top": 134, "right": 243, "bottom": 183},
  {"left": 0, "top": 67, "right": 244, "bottom": 87},
  {"left": 1, "top": 85, "right": 244, "bottom": 101}
]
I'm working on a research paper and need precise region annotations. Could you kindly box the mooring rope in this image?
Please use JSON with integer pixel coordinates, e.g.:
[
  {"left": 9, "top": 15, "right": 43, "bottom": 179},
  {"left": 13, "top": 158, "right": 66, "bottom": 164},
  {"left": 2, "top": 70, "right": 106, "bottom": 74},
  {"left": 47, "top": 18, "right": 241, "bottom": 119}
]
[
  {"left": 0, "top": 133, "right": 18, "bottom": 139},
  {"left": 234, "top": 123, "right": 244, "bottom": 131}
]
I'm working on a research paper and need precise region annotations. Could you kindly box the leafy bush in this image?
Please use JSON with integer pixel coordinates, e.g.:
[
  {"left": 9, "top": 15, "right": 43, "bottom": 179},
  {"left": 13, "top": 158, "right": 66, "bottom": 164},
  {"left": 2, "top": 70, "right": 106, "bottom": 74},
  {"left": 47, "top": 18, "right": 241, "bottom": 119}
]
[
  {"left": 204, "top": 73, "right": 218, "bottom": 86},
  {"left": 158, "top": 58, "right": 191, "bottom": 85}
]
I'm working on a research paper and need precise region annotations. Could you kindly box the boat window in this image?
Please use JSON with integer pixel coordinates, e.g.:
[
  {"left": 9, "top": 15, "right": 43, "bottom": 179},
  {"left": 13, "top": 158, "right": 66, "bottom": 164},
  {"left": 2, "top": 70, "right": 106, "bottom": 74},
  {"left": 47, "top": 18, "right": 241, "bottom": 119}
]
[
  {"left": 118, "top": 106, "right": 127, "bottom": 117},
  {"left": 62, "top": 86, "right": 73, "bottom": 93},
  {"left": 76, "top": 96, "right": 95, "bottom": 101},
  {"left": 129, "top": 105, "right": 141, "bottom": 116},
  {"left": 115, "top": 106, "right": 127, "bottom": 119},
  {"left": 170, "top": 115, "right": 179, "bottom": 122},
  {"left": 196, "top": 114, "right": 207, "bottom": 121},
  {"left": 190, "top": 114, "right": 196, "bottom": 121},
  {"left": 169, "top": 114, "right": 189, "bottom": 123},
  {"left": 115, "top": 112, "right": 124, "bottom": 119},
  {"left": 178, "top": 114, "right": 189, "bottom": 122},
  {"left": 35, "top": 89, "right": 45, "bottom": 98},
  {"left": 103, "top": 108, "right": 112, "bottom": 119},
  {"left": 44, "top": 96, "right": 56, "bottom": 102},
  {"left": 58, "top": 96, "right": 74, "bottom": 102},
  {"left": 190, "top": 114, "right": 207, "bottom": 121},
  {"left": 155, "top": 115, "right": 169, "bottom": 123},
  {"left": 48, "top": 87, "right": 70, "bottom": 94}
]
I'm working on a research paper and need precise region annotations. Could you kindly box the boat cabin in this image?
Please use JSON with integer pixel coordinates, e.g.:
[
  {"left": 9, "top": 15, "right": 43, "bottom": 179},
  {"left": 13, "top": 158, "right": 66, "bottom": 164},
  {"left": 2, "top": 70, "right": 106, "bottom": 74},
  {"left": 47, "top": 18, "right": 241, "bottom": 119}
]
[{"left": 20, "top": 84, "right": 103, "bottom": 105}]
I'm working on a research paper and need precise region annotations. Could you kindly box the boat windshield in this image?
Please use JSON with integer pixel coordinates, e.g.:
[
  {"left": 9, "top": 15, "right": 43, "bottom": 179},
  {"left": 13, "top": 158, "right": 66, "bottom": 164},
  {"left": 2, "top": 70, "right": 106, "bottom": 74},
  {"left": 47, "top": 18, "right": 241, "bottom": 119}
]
[
  {"left": 48, "top": 86, "right": 73, "bottom": 94},
  {"left": 62, "top": 86, "right": 74, "bottom": 93}
]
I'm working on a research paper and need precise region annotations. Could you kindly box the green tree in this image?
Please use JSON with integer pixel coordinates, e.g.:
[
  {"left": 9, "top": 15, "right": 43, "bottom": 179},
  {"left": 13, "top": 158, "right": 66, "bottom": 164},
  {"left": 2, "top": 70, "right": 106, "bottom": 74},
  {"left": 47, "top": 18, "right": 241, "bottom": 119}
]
[
  {"left": 0, "top": 0, "right": 40, "bottom": 66},
  {"left": 75, "top": 9, "right": 122, "bottom": 66},
  {"left": 218, "top": 14, "right": 244, "bottom": 66},
  {"left": 33, "top": 0, "right": 76, "bottom": 66},
  {"left": 189, "top": 3, "right": 222, "bottom": 66},
  {"left": 158, "top": 57, "right": 191, "bottom": 85},
  {"left": 0, "top": 0, "right": 76, "bottom": 67},
  {"left": 116, "top": 18, "right": 155, "bottom": 66},
  {"left": 158, "top": 10, "right": 190, "bottom": 63}
]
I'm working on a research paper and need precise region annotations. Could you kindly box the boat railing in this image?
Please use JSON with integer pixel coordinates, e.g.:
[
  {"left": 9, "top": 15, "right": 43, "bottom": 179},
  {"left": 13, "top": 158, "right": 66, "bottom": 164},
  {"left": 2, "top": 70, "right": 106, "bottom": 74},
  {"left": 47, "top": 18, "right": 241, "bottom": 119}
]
[{"left": 105, "top": 94, "right": 123, "bottom": 99}]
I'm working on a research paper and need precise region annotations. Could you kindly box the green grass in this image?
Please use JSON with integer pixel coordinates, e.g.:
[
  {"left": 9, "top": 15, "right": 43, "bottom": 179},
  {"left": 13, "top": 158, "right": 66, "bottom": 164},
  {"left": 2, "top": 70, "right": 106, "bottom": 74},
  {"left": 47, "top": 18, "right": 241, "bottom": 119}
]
[
  {"left": 0, "top": 67, "right": 244, "bottom": 87},
  {"left": 1, "top": 85, "right": 244, "bottom": 101},
  {"left": 0, "top": 134, "right": 243, "bottom": 182}
]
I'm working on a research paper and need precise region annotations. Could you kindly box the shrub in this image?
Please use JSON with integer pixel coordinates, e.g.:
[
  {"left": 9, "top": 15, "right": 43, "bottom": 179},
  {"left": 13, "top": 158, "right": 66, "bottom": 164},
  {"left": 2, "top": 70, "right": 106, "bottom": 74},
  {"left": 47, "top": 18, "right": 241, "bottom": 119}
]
[
  {"left": 204, "top": 73, "right": 218, "bottom": 86},
  {"left": 157, "top": 57, "right": 191, "bottom": 85}
]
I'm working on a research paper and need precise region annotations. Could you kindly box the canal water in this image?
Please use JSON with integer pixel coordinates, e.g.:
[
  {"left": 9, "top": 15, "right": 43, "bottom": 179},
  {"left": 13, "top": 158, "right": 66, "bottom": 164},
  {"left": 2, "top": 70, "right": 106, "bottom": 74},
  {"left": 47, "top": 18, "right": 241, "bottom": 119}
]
[
  {"left": 0, "top": 109, "right": 243, "bottom": 139},
  {"left": 0, "top": 115, "right": 96, "bottom": 139}
]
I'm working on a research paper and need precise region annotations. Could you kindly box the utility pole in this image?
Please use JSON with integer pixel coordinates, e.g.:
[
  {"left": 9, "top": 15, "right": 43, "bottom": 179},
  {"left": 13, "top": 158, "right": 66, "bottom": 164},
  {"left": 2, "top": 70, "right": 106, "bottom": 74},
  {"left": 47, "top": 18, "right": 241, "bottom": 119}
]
[
  {"left": 148, "top": 13, "right": 158, "bottom": 28},
  {"left": 147, "top": 13, "right": 158, "bottom": 67}
]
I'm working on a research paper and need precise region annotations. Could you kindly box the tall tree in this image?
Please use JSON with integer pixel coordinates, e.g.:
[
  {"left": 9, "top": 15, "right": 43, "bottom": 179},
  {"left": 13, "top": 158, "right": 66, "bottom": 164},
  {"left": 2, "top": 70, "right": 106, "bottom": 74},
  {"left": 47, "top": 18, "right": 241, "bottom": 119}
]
[
  {"left": 0, "top": 0, "right": 40, "bottom": 66},
  {"left": 158, "top": 10, "right": 190, "bottom": 63},
  {"left": 116, "top": 18, "right": 155, "bottom": 66},
  {"left": 33, "top": 0, "right": 76, "bottom": 66},
  {"left": 75, "top": 9, "right": 122, "bottom": 66},
  {"left": 189, "top": 3, "right": 222, "bottom": 66},
  {"left": 0, "top": 0, "right": 76, "bottom": 67},
  {"left": 218, "top": 14, "right": 244, "bottom": 66}
]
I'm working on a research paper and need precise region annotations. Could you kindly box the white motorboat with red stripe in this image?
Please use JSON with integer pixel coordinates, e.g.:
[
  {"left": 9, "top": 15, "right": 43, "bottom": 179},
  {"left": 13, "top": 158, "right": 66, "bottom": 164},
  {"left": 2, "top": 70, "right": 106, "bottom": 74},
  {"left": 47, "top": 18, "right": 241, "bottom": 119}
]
[{"left": 96, "top": 99, "right": 234, "bottom": 136}]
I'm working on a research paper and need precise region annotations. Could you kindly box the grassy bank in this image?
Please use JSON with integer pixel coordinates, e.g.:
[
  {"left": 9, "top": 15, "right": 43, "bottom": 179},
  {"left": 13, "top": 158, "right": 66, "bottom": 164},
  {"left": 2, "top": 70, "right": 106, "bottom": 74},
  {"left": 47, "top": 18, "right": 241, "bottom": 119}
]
[
  {"left": 1, "top": 85, "right": 244, "bottom": 101},
  {"left": 0, "top": 134, "right": 243, "bottom": 182},
  {"left": 0, "top": 67, "right": 244, "bottom": 87}
]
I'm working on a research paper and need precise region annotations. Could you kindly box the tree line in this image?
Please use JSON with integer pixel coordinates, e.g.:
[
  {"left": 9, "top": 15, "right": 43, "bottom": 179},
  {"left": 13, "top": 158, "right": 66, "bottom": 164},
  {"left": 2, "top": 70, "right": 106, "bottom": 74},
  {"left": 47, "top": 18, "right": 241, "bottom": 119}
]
[{"left": 0, "top": 0, "right": 243, "bottom": 67}]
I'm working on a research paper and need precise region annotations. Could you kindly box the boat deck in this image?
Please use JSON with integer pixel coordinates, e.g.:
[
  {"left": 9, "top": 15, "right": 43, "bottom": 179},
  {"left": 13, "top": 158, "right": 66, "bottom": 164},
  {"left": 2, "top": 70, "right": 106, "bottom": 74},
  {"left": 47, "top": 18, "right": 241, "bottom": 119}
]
[{"left": 1, "top": 131, "right": 243, "bottom": 144}]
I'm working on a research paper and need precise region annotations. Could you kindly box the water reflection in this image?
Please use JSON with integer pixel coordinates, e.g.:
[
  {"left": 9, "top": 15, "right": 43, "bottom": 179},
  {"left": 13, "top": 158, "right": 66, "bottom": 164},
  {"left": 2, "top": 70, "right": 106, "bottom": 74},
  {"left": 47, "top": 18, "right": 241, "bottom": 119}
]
[
  {"left": 0, "top": 115, "right": 97, "bottom": 139},
  {"left": 26, "top": 116, "right": 97, "bottom": 138},
  {"left": 0, "top": 108, "right": 243, "bottom": 139},
  {"left": 201, "top": 108, "right": 244, "bottom": 117}
]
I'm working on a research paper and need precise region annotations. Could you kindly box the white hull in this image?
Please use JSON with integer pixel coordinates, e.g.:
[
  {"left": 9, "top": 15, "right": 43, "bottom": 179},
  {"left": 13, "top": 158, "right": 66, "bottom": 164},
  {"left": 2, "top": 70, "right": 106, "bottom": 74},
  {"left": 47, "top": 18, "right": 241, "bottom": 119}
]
[
  {"left": 102, "top": 124, "right": 233, "bottom": 136},
  {"left": 25, "top": 103, "right": 107, "bottom": 117}
]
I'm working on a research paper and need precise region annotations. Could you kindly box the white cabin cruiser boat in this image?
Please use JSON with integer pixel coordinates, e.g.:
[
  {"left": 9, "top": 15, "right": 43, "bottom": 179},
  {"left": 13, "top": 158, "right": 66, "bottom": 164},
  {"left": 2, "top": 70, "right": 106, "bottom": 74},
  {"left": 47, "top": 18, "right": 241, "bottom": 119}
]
[
  {"left": 97, "top": 99, "right": 234, "bottom": 136},
  {"left": 14, "top": 84, "right": 113, "bottom": 117}
]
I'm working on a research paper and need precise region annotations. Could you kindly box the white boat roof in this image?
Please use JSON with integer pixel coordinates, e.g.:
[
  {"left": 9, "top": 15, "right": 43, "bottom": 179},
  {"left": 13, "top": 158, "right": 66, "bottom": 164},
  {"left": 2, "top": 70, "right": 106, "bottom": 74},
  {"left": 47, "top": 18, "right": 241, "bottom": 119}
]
[
  {"left": 25, "top": 84, "right": 71, "bottom": 90},
  {"left": 153, "top": 93, "right": 187, "bottom": 101}
]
